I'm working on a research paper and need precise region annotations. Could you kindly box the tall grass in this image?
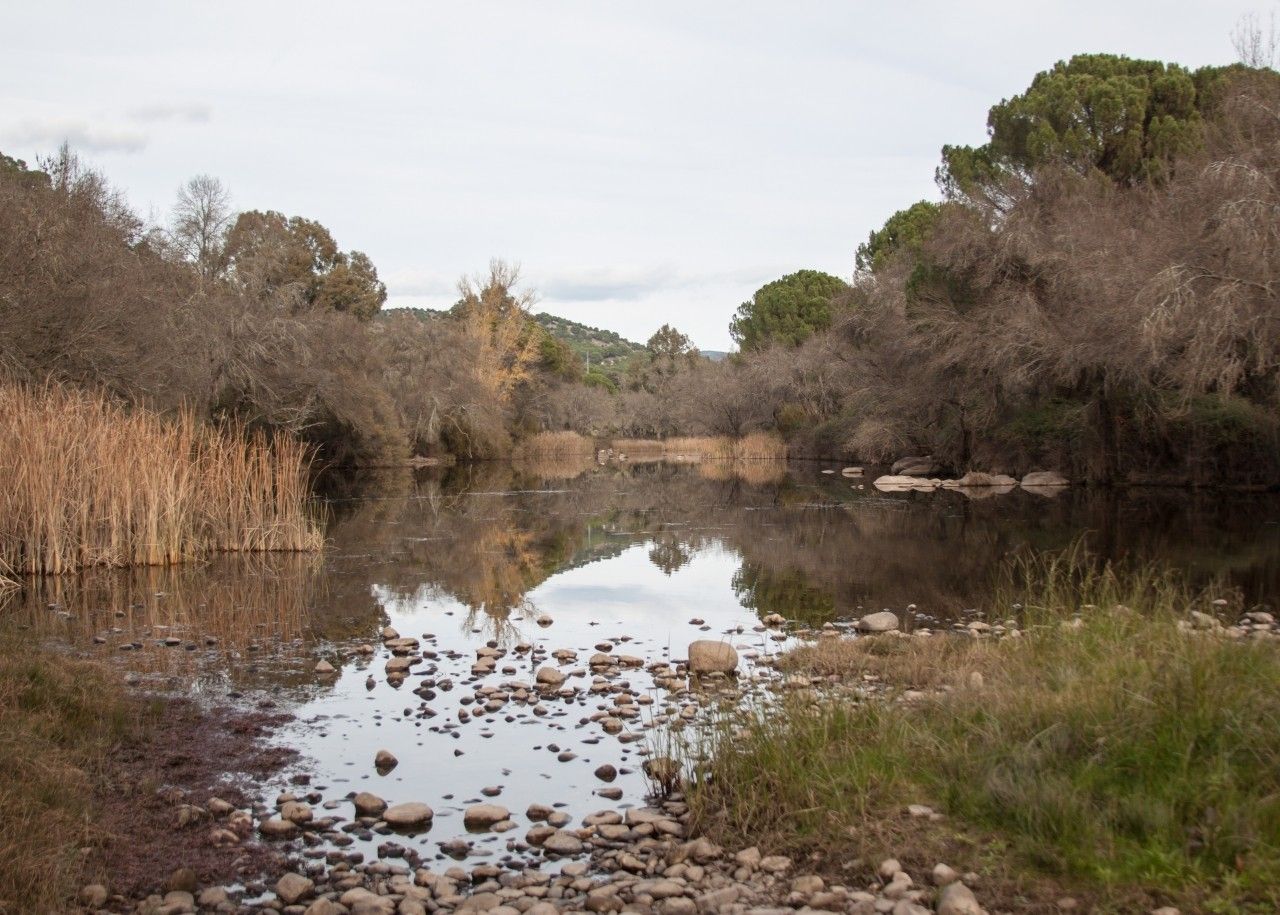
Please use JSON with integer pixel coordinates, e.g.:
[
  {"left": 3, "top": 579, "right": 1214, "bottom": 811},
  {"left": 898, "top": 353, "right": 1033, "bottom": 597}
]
[
  {"left": 689, "top": 550, "right": 1280, "bottom": 910},
  {"left": 0, "top": 630, "right": 145, "bottom": 912},
  {"left": 512, "top": 430, "right": 597, "bottom": 460},
  {"left": 609, "top": 433, "right": 787, "bottom": 461},
  {"left": 0, "top": 385, "right": 322, "bottom": 575}
]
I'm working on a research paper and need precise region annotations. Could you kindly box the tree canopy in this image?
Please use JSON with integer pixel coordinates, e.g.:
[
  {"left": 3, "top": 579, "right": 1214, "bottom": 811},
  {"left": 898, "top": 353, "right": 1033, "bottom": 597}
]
[
  {"left": 224, "top": 210, "right": 386, "bottom": 319},
  {"left": 730, "top": 270, "right": 848, "bottom": 351},
  {"left": 855, "top": 201, "right": 943, "bottom": 274},
  {"left": 938, "top": 54, "right": 1234, "bottom": 199}
]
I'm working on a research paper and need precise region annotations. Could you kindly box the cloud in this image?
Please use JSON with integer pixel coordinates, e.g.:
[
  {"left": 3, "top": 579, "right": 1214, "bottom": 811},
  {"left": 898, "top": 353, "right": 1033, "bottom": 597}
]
[
  {"left": 535, "top": 265, "right": 777, "bottom": 302},
  {"left": 1, "top": 118, "right": 147, "bottom": 153},
  {"left": 127, "top": 102, "right": 212, "bottom": 123}
]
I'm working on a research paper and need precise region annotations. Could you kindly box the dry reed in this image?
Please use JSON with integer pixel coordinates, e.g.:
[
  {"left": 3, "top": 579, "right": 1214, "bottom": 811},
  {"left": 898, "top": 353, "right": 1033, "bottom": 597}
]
[
  {"left": 609, "top": 434, "right": 787, "bottom": 461},
  {"left": 0, "top": 385, "right": 322, "bottom": 576},
  {"left": 512, "top": 430, "right": 597, "bottom": 460}
]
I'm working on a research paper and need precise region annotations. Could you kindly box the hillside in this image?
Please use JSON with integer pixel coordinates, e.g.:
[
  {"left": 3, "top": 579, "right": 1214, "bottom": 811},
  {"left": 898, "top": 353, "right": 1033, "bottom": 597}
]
[{"left": 532, "top": 312, "right": 647, "bottom": 369}]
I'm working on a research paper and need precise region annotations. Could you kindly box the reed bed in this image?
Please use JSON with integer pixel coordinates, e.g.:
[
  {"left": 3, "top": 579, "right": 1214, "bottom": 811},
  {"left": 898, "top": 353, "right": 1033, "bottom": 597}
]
[
  {"left": 609, "top": 433, "right": 787, "bottom": 461},
  {"left": 512, "top": 430, "right": 597, "bottom": 460},
  {"left": 0, "top": 385, "right": 322, "bottom": 576}
]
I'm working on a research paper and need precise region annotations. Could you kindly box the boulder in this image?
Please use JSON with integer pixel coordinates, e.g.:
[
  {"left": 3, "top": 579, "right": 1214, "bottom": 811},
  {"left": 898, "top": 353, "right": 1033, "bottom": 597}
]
[
  {"left": 463, "top": 803, "right": 510, "bottom": 830},
  {"left": 891, "top": 455, "right": 939, "bottom": 477},
  {"left": 949, "top": 471, "right": 1018, "bottom": 487},
  {"left": 383, "top": 802, "right": 433, "bottom": 828},
  {"left": 314, "top": 659, "right": 336, "bottom": 674},
  {"left": 687, "top": 640, "right": 738, "bottom": 675},
  {"left": 936, "top": 882, "right": 982, "bottom": 915},
  {"left": 374, "top": 748, "right": 398, "bottom": 771},
  {"left": 535, "top": 666, "right": 566, "bottom": 686},
  {"left": 873, "top": 475, "right": 940, "bottom": 492},
  {"left": 276, "top": 872, "right": 314, "bottom": 905},
  {"left": 856, "top": 611, "right": 900, "bottom": 633},
  {"left": 1022, "top": 470, "right": 1069, "bottom": 487},
  {"left": 542, "top": 831, "right": 584, "bottom": 855},
  {"left": 353, "top": 791, "right": 387, "bottom": 817}
]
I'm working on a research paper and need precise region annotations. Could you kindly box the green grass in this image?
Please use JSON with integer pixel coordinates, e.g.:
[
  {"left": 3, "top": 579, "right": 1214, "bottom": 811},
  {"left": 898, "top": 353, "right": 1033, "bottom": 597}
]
[
  {"left": 686, "top": 550, "right": 1280, "bottom": 911},
  {"left": 0, "top": 629, "right": 145, "bottom": 913}
]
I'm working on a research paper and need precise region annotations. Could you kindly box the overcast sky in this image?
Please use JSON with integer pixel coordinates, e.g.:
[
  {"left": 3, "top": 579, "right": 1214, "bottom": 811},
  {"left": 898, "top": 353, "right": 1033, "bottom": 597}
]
[{"left": 1, "top": 1, "right": 1265, "bottom": 349}]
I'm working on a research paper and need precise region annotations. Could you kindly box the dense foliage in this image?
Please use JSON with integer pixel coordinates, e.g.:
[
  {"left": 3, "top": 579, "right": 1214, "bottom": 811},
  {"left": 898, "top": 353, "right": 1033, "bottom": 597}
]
[{"left": 730, "top": 270, "right": 848, "bottom": 351}]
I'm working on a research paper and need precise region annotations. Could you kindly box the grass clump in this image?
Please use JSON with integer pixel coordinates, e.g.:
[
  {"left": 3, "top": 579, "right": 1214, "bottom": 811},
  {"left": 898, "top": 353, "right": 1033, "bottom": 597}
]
[
  {"left": 0, "top": 384, "right": 323, "bottom": 575},
  {"left": 689, "top": 550, "right": 1280, "bottom": 911},
  {"left": 0, "top": 633, "right": 147, "bottom": 912}
]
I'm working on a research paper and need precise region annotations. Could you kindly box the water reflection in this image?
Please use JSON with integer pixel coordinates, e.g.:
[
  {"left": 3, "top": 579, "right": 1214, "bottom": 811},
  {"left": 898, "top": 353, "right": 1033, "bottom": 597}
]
[{"left": 3, "top": 460, "right": 1277, "bottom": 862}]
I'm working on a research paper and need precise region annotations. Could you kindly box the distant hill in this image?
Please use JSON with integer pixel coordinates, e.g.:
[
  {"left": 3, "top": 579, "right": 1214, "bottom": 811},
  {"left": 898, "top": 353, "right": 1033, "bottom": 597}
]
[
  {"left": 531, "top": 312, "right": 647, "bottom": 370},
  {"left": 379, "top": 307, "right": 711, "bottom": 372}
]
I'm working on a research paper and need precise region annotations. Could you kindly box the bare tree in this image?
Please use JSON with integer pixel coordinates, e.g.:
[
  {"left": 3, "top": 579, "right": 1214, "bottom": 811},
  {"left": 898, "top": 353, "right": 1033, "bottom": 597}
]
[
  {"left": 171, "top": 174, "right": 232, "bottom": 285},
  {"left": 1233, "top": 11, "right": 1279, "bottom": 69}
]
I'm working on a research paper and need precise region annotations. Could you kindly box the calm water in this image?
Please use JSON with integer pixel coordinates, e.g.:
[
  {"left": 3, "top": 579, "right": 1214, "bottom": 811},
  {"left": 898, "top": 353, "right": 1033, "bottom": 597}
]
[{"left": 7, "top": 460, "right": 1280, "bottom": 866}]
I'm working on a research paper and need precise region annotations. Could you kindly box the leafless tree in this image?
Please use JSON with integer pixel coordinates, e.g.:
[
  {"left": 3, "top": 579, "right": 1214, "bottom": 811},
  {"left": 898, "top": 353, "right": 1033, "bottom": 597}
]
[{"left": 171, "top": 174, "right": 233, "bottom": 285}]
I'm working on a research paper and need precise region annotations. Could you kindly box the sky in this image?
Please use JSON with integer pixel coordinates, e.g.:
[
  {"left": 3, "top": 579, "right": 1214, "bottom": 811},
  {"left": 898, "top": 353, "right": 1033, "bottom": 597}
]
[{"left": 0, "top": 1, "right": 1267, "bottom": 350}]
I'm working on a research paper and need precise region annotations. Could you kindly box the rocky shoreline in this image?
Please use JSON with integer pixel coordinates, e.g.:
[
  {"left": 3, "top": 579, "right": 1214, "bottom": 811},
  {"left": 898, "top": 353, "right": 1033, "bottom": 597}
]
[{"left": 88, "top": 787, "right": 988, "bottom": 915}]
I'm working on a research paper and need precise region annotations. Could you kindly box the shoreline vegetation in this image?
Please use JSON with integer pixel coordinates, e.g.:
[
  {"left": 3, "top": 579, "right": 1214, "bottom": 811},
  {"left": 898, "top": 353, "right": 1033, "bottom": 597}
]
[
  {"left": 684, "top": 549, "right": 1280, "bottom": 912},
  {"left": 0, "top": 385, "right": 321, "bottom": 580}
]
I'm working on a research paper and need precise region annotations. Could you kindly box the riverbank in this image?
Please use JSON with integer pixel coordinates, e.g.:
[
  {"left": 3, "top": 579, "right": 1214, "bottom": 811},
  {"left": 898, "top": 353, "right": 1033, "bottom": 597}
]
[
  {"left": 0, "top": 632, "right": 296, "bottom": 913},
  {"left": 685, "top": 554, "right": 1280, "bottom": 913}
]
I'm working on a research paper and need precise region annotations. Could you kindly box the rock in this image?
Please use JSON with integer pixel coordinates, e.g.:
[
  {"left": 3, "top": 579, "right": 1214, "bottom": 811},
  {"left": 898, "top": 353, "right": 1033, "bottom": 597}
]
[
  {"left": 660, "top": 899, "right": 697, "bottom": 915},
  {"left": 687, "top": 640, "right": 738, "bottom": 674},
  {"left": 643, "top": 756, "right": 681, "bottom": 790},
  {"left": 276, "top": 872, "right": 315, "bottom": 905},
  {"left": 1150, "top": 908, "right": 1181, "bottom": 915},
  {"left": 168, "top": 867, "right": 198, "bottom": 893},
  {"left": 758, "top": 855, "right": 791, "bottom": 874},
  {"left": 877, "top": 858, "right": 902, "bottom": 880},
  {"left": 535, "top": 666, "right": 566, "bottom": 686},
  {"left": 937, "top": 882, "right": 981, "bottom": 915},
  {"left": 791, "top": 875, "right": 824, "bottom": 894},
  {"left": 383, "top": 802, "right": 434, "bottom": 828},
  {"left": 542, "top": 831, "right": 584, "bottom": 855},
  {"left": 857, "top": 611, "right": 900, "bottom": 633},
  {"left": 1022, "top": 470, "right": 1069, "bottom": 487},
  {"left": 464, "top": 803, "right": 510, "bottom": 830},
  {"left": 873, "top": 475, "right": 940, "bottom": 492},
  {"left": 280, "top": 800, "right": 313, "bottom": 824},
  {"left": 1190, "top": 610, "right": 1220, "bottom": 630},
  {"left": 932, "top": 863, "right": 959, "bottom": 886},
  {"left": 374, "top": 748, "right": 398, "bottom": 771},
  {"left": 354, "top": 791, "right": 387, "bottom": 817},
  {"left": 594, "top": 764, "right": 618, "bottom": 782},
  {"left": 735, "top": 846, "right": 762, "bottom": 869},
  {"left": 314, "top": 659, "right": 336, "bottom": 674},
  {"left": 841, "top": 466, "right": 864, "bottom": 476},
  {"left": 950, "top": 471, "right": 1018, "bottom": 487},
  {"left": 259, "top": 816, "right": 298, "bottom": 838},
  {"left": 79, "top": 885, "right": 109, "bottom": 908},
  {"left": 891, "top": 455, "right": 938, "bottom": 476},
  {"left": 197, "top": 887, "right": 229, "bottom": 907},
  {"left": 527, "top": 803, "right": 553, "bottom": 821}
]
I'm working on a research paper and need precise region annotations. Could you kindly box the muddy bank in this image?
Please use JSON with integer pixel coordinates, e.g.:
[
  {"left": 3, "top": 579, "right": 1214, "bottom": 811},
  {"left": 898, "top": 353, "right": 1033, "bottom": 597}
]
[{"left": 83, "top": 696, "right": 298, "bottom": 906}]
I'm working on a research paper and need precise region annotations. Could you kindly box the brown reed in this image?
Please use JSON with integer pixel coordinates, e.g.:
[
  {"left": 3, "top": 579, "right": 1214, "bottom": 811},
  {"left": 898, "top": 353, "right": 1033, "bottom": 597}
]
[{"left": 0, "top": 384, "right": 323, "bottom": 576}]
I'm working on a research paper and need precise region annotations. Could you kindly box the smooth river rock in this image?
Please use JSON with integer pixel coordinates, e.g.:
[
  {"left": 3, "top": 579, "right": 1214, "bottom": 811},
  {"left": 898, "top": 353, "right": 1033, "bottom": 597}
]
[
  {"left": 383, "top": 802, "right": 433, "bottom": 828},
  {"left": 857, "top": 611, "right": 900, "bottom": 633},
  {"left": 463, "top": 803, "right": 510, "bottom": 829},
  {"left": 687, "top": 640, "right": 738, "bottom": 674}
]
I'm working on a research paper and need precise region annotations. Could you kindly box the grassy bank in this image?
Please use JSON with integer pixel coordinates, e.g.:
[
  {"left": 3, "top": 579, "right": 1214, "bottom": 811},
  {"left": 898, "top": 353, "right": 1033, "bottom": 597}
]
[
  {"left": 0, "top": 633, "right": 148, "bottom": 912},
  {"left": 0, "top": 385, "right": 322, "bottom": 576},
  {"left": 687, "top": 552, "right": 1280, "bottom": 911}
]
